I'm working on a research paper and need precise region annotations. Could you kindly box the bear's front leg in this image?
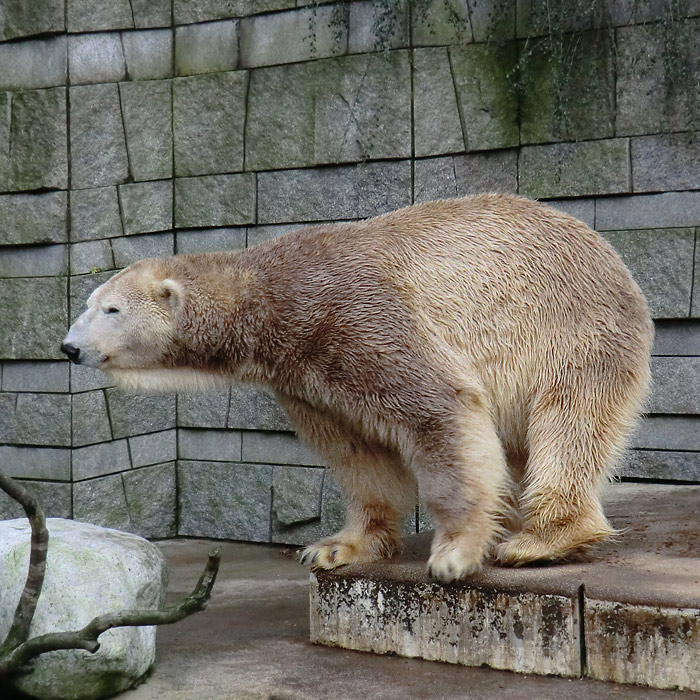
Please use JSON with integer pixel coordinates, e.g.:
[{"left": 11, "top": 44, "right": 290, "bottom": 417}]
[
  {"left": 412, "top": 399, "right": 510, "bottom": 583},
  {"left": 278, "top": 395, "right": 418, "bottom": 571}
]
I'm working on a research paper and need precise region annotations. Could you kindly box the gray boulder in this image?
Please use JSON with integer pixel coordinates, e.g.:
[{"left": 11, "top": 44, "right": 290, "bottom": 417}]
[{"left": 0, "top": 518, "right": 168, "bottom": 700}]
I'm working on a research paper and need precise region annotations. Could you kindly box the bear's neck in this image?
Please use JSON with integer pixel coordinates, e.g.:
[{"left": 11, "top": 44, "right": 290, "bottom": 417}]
[{"left": 170, "top": 259, "right": 282, "bottom": 385}]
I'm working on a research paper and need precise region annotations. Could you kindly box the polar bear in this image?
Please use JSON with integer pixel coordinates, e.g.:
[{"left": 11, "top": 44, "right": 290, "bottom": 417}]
[{"left": 61, "top": 194, "right": 653, "bottom": 582}]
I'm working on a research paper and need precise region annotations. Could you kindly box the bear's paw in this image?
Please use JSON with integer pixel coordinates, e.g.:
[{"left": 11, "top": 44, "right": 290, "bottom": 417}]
[
  {"left": 299, "top": 534, "right": 388, "bottom": 571},
  {"left": 427, "top": 537, "right": 485, "bottom": 583}
]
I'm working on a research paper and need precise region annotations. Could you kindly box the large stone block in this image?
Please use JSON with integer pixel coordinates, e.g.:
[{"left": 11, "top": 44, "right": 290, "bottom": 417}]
[
  {"left": 257, "top": 160, "right": 411, "bottom": 223},
  {"left": 70, "top": 239, "right": 114, "bottom": 275},
  {"left": 241, "top": 431, "right": 325, "bottom": 467},
  {"left": 73, "top": 473, "right": 131, "bottom": 530},
  {"left": 0, "top": 0, "right": 64, "bottom": 40},
  {"left": 616, "top": 21, "right": 699, "bottom": 136},
  {"left": 2, "top": 361, "right": 69, "bottom": 393},
  {"left": 129, "top": 429, "right": 178, "bottom": 468},
  {"left": 414, "top": 151, "right": 518, "bottom": 203},
  {"left": 68, "top": 33, "right": 126, "bottom": 85},
  {"left": 520, "top": 139, "right": 630, "bottom": 198},
  {"left": 177, "top": 389, "right": 230, "bottom": 428},
  {"left": 2, "top": 87, "right": 68, "bottom": 192},
  {"left": 0, "top": 191, "right": 67, "bottom": 246},
  {"left": 66, "top": 0, "right": 134, "bottom": 32},
  {"left": 596, "top": 191, "right": 700, "bottom": 231},
  {"left": 348, "top": 0, "right": 409, "bottom": 53},
  {"left": 622, "top": 449, "right": 700, "bottom": 482},
  {"left": 0, "top": 444, "right": 70, "bottom": 481},
  {"left": 70, "top": 187, "right": 123, "bottom": 241},
  {"left": 310, "top": 568, "right": 582, "bottom": 677},
  {"left": 0, "top": 479, "right": 71, "bottom": 520},
  {"left": 246, "top": 52, "right": 411, "bottom": 170},
  {"left": 519, "top": 31, "right": 615, "bottom": 144},
  {"left": 412, "top": 48, "right": 464, "bottom": 158},
  {"left": 72, "top": 439, "right": 131, "bottom": 481},
  {"left": 105, "top": 388, "right": 176, "bottom": 438},
  {"left": 516, "top": 0, "right": 615, "bottom": 37},
  {"left": 8, "top": 393, "right": 71, "bottom": 446},
  {"left": 174, "top": 173, "right": 255, "bottom": 228},
  {"left": 173, "top": 71, "right": 248, "bottom": 176},
  {"left": 602, "top": 228, "right": 694, "bottom": 319},
  {"left": 178, "top": 428, "right": 242, "bottom": 462},
  {"left": 119, "top": 80, "right": 173, "bottom": 181},
  {"left": 632, "top": 132, "right": 700, "bottom": 193},
  {"left": 0, "top": 244, "right": 68, "bottom": 278},
  {"left": 0, "top": 392, "right": 16, "bottom": 443},
  {"left": 449, "top": 43, "right": 519, "bottom": 151},
  {"left": 411, "top": 0, "right": 472, "bottom": 46},
  {"left": 471, "top": 0, "right": 516, "bottom": 42},
  {"left": 176, "top": 228, "right": 247, "bottom": 254},
  {"left": 228, "top": 384, "right": 293, "bottom": 431},
  {"left": 122, "top": 462, "right": 177, "bottom": 538},
  {"left": 649, "top": 357, "right": 700, "bottom": 414},
  {"left": 271, "top": 464, "right": 324, "bottom": 545},
  {"left": 585, "top": 599, "right": 700, "bottom": 691},
  {"left": 69, "top": 83, "right": 129, "bottom": 189},
  {"left": 173, "top": 0, "right": 297, "bottom": 24},
  {"left": 131, "top": 0, "right": 171, "bottom": 28},
  {"left": 178, "top": 460, "right": 273, "bottom": 541},
  {"left": 0, "top": 277, "right": 67, "bottom": 359},
  {"left": 653, "top": 320, "right": 700, "bottom": 356},
  {"left": 631, "top": 415, "right": 700, "bottom": 452},
  {"left": 72, "top": 389, "right": 112, "bottom": 447},
  {"left": 119, "top": 180, "right": 173, "bottom": 235},
  {"left": 0, "top": 36, "right": 67, "bottom": 90},
  {"left": 121, "top": 29, "right": 173, "bottom": 80},
  {"left": 239, "top": 5, "right": 346, "bottom": 68},
  {"left": 0, "top": 518, "right": 167, "bottom": 699},
  {"left": 175, "top": 20, "right": 238, "bottom": 76},
  {"left": 112, "top": 232, "right": 174, "bottom": 268}
]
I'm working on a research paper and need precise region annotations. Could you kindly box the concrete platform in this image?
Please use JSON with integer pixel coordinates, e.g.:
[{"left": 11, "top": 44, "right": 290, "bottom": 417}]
[{"left": 311, "top": 484, "right": 700, "bottom": 692}]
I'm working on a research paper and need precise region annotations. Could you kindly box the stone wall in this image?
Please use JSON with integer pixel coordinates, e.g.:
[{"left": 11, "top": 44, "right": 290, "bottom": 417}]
[{"left": 0, "top": 0, "right": 698, "bottom": 542}]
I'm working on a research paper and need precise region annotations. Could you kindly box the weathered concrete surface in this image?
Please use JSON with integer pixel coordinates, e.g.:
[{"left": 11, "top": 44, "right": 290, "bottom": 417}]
[
  {"left": 311, "top": 484, "right": 700, "bottom": 691},
  {"left": 107, "top": 536, "right": 695, "bottom": 700}
]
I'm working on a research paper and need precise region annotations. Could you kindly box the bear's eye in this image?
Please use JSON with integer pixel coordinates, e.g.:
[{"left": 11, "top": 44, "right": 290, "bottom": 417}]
[{"left": 105, "top": 306, "right": 120, "bottom": 314}]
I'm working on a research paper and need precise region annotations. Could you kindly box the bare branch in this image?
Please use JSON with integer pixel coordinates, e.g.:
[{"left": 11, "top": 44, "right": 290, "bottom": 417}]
[
  {"left": 0, "top": 548, "right": 220, "bottom": 677},
  {"left": 0, "top": 469, "right": 49, "bottom": 658}
]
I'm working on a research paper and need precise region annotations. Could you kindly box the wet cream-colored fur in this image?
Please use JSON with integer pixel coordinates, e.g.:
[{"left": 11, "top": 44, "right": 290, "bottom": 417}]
[{"left": 63, "top": 194, "right": 653, "bottom": 582}]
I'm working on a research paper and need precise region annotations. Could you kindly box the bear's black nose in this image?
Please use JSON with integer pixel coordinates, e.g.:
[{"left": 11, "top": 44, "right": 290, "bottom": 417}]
[{"left": 60, "top": 342, "right": 81, "bottom": 364}]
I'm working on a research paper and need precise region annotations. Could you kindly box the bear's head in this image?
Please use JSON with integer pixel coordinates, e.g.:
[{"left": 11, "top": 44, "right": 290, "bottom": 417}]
[{"left": 61, "top": 260, "right": 184, "bottom": 374}]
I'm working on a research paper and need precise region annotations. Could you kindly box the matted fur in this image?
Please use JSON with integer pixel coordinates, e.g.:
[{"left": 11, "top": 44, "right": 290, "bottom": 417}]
[{"left": 62, "top": 194, "right": 654, "bottom": 582}]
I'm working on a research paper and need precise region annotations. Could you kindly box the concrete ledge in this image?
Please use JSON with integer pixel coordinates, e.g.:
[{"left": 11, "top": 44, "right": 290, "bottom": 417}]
[{"left": 310, "top": 484, "right": 700, "bottom": 691}]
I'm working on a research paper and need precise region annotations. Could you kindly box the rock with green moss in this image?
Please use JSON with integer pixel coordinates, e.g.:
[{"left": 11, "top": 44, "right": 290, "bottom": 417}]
[
  {"left": 0, "top": 518, "right": 167, "bottom": 700},
  {"left": 449, "top": 43, "right": 519, "bottom": 151}
]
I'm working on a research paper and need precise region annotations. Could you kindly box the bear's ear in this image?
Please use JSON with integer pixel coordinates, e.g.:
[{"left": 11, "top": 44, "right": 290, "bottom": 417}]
[{"left": 156, "top": 278, "right": 184, "bottom": 313}]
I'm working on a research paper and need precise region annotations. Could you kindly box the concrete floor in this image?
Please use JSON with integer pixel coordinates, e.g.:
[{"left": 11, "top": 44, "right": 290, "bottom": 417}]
[{"left": 118, "top": 537, "right": 697, "bottom": 700}]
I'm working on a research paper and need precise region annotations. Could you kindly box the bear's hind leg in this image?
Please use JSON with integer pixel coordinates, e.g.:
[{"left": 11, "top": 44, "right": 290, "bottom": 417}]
[
  {"left": 280, "top": 397, "right": 417, "bottom": 571},
  {"left": 496, "top": 384, "right": 638, "bottom": 566}
]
